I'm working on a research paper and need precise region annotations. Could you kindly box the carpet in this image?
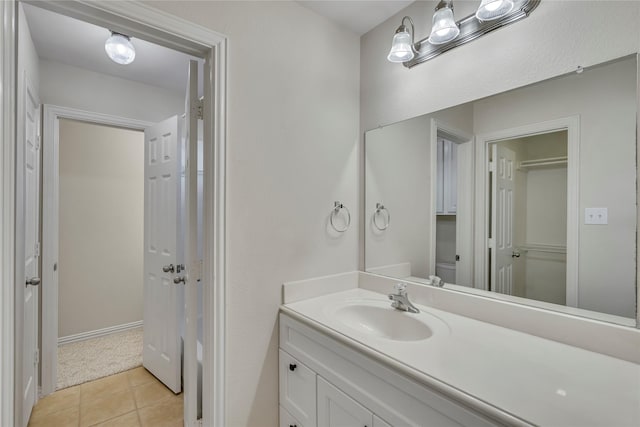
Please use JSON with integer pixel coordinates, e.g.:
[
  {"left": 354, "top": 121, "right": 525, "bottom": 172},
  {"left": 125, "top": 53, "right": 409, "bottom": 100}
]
[{"left": 57, "top": 327, "right": 143, "bottom": 390}]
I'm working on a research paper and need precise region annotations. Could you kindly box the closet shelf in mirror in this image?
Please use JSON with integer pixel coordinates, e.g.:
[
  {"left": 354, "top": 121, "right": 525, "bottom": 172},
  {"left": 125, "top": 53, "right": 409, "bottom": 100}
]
[
  {"left": 519, "top": 243, "right": 567, "bottom": 254},
  {"left": 518, "top": 156, "right": 567, "bottom": 170}
]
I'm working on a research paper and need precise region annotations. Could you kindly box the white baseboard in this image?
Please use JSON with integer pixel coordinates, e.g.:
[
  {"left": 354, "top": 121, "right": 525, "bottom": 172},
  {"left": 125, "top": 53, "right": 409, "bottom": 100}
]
[{"left": 58, "top": 320, "right": 143, "bottom": 346}]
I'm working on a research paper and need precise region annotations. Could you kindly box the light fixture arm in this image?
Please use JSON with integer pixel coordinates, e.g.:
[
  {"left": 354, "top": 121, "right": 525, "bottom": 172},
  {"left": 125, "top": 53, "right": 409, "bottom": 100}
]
[
  {"left": 398, "top": 16, "right": 421, "bottom": 53},
  {"left": 435, "top": 0, "right": 455, "bottom": 12}
]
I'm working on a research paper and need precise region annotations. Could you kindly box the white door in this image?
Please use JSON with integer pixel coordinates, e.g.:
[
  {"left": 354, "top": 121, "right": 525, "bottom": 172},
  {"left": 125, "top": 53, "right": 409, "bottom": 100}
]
[
  {"left": 491, "top": 144, "right": 516, "bottom": 295},
  {"left": 455, "top": 141, "right": 473, "bottom": 286},
  {"left": 317, "top": 377, "right": 373, "bottom": 427},
  {"left": 143, "top": 115, "right": 183, "bottom": 393},
  {"left": 21, "top": 78, "right": 41, "bottom": 427},
  {"left": 183, "top": 59, "right": 200, "bottom": 425}
]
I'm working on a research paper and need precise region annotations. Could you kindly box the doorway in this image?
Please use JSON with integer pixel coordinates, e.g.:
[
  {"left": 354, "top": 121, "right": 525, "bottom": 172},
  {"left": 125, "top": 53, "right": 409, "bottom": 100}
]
[
  {"left": 5, "top": 2, "right": 227, "bottom": 427},
  {"left": 474, "top": 117, "right": 579, "bottom": 307},
  {"left": 487, "top": 131, "right": 568, "bottom": 303},
  {"left": 55, "top": 118, "right": 145, "bottom": 390},
  {"left": 430, "top": 120, "right": 474, "bottom": 287}
]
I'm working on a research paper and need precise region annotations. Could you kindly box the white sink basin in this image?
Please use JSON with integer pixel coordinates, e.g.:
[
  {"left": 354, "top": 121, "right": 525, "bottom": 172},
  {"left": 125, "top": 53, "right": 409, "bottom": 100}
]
[{"left": 332, "top": 302, "right": 435, "bottom": 342}]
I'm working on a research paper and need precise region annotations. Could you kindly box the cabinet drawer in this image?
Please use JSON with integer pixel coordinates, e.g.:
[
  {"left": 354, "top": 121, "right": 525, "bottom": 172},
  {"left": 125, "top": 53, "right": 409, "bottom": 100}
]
[
  {"left": 280, "top": 349, "right": 317, "bottom": 427},
  {"left": 280, "top": 405, "right": 304, "bottom": 427}
]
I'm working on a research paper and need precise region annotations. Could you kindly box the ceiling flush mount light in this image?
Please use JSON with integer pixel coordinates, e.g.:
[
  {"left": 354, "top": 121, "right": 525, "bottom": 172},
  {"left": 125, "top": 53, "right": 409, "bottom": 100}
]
[
  {"left": 386, "top": 0, "right": 541, "bottom": 68},
  {"left": 428, "top": 1, "right": 460, "bottom": 45},
  {"left": 476, "top": 0, "right": 515, "bottom": 21},
  {"left": 387, "top": 16, "right": 420, "bottom": 63},
  {"left": 105, "top": 31, "right": 136, "bottom": 65}
]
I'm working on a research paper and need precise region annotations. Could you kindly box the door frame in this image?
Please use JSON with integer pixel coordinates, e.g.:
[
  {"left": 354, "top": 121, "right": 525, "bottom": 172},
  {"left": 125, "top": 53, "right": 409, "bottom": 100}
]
[
  {"left": 474, "top": 116, "right": 580, "bottom": 306},
  {"left": 429, "top": 119, "right": 474, "bottom": 282},
  {"left": 2, "top": 1, "right": 228, "bottom": 426},
  {"left": 41, "top": 106, "right": 152, "bottom": 396}
]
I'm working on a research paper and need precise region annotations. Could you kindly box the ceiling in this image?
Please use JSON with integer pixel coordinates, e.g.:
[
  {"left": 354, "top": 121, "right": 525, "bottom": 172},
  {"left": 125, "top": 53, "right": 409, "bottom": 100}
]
[
  {"left": 22, "top": 3, "right": 198, "bottom": 96},
  {"left": 22, "top": 1, "right": 412, "bottom": 95},
  {"left": 298, "top": 1, "right": 413, "bottom": 35}
]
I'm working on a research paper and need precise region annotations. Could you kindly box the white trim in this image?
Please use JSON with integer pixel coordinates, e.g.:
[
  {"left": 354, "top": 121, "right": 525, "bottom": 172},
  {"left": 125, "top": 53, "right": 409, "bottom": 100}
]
[
  {"left": 474, "top": 116, "right": 580, "bottom": 306},
  {"left": 1, "top": 2, "right": 16, "bottom": 425},
  {"left": 429, "top": 119, "right": 474, "bottom": 280},
  {"left": 41, "top": 105, "right": 152, "bottom": 397},
  {"left": 57, "top": 321, "right": 144, "bottom": 346},
  {"left": 17, "top": 3, "right": 227, "bottom": 426}
]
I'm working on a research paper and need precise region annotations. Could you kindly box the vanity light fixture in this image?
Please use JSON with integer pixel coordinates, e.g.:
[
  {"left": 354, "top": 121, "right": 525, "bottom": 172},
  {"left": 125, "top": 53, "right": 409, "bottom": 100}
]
[
  {"left": 105, "top": 31, "right": 136, "bottom": 65},
  {"left": 387, "top": 16, "right": 420, "bottom": 63},
  {"left": 387, "top": 0, "right": 541, "bottom": 68},
  {"left": 428, "top": 1, "right": 460, "bottom": 45}
]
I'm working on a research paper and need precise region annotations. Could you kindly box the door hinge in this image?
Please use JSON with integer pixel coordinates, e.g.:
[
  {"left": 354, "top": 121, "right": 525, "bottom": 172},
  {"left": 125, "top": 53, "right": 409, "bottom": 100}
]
[
  {"left": 35, "top": 241, "right": 40, "bottom": 258},
  {"left": 489, "top": 161, "right": 496, "bottom": 173},
  {"left": 196, "top": 97, "right": 204, "bottom": 120},
  {"left": 488, "top": 238, "right": 495, "bottom": 249},
  {"left": 34, "top": 349, "right": 39, "bottom": 366}
]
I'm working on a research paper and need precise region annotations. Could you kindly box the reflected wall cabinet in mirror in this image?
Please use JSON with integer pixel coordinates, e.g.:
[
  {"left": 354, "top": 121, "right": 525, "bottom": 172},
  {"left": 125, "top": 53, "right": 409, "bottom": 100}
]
[{"left": 364, "top": 54, "right": 638, "bottom": 327}]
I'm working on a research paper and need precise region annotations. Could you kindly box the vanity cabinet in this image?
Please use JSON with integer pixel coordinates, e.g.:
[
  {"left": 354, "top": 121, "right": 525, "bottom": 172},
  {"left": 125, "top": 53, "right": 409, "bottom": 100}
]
[
  {"left": 279, "top": 313, "right": 505, "bottom": 427},
  {"left": 437, "top": 138, "right": 457, "bottom": 215}
]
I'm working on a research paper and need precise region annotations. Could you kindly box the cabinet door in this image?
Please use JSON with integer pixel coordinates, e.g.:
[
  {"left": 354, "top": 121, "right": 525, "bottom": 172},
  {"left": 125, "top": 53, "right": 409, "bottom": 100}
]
[
  {"left": 280, "top": 405, "right": 304, "bottom": 427},
  {"left": 317, "top": 377, "right": 373, "bottom": 427},
  {"left": 436, "top": 138, "right": 445, "bottom": 214},
  {"left": 445, "top": 140, "right": 457, "bottom": 214},
  {"left": 280, "top": 350, "right": 317, "bottom": 427}
]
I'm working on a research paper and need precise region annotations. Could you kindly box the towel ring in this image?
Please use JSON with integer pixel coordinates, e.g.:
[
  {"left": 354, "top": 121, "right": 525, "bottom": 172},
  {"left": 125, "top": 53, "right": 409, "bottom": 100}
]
[
  {"left": 373, "top": 203, "right": 390, "bottom": 231},
  {"left": 330, "top": 201, "right": 351, "bottom": 233}
]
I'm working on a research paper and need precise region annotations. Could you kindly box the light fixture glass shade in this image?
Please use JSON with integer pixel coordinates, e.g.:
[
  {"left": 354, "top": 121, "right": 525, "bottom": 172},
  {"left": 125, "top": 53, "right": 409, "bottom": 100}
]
[
  {"left": 105, "top": 32, "right": 136, "bottom": 65},
  {"left": 475, "top": 0, "right": 514, "bottom": 21},
  {"left": 387, "top": 30, "right": 415, "bottom": 63},
  {"left": 428, "top": 7, "right": 460, "bottom": 45}
]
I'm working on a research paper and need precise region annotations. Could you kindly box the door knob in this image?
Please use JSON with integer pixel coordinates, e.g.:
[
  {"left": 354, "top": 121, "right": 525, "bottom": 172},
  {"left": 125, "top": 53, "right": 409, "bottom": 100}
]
[
  {"left": 162, "top": 264, "right": 175, "bottom": 273},
  {"left": 174, "top": 276, "right": 186, "bottom": 285},
  {"left": 512, "top": 251, "right": 521, "bottom": 258},
  {"left": 26, "top": 277, "right": 41, "bottom": 286}
]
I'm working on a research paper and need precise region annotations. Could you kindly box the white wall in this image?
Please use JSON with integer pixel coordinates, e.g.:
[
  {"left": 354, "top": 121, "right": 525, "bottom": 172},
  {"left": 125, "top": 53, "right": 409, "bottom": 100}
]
[
  {"left": 39, "top": 59, "right": 183, "bottom": 123},
  {"left": 143, "top": 2, "right": 360, "bottom": 426},
  {"left": 58, "top": 119, "right": 144, "bottom": 337}
]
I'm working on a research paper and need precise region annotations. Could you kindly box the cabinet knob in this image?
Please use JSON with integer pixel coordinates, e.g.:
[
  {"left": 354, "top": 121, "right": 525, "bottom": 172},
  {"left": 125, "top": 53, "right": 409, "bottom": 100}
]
[
  {"left": 289, "top": 363, "right": 297, "bottom": 371},
  {"left": 289, "top": 425, "right": 297, "bottom": 427}
]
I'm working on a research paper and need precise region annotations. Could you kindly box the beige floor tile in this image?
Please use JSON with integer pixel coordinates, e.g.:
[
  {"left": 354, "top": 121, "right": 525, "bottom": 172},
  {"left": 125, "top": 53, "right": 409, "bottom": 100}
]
[
  {"left": 80, "top": 388, "right": 136, "bottom": 427},
  {"left": 137, "top": 394, "right": 183, "bottom": 427},
  {"left": 126, "top": 367, "right": 156, "bottom": 387},
  {"left": 92, "top": 410, "right": 140, "bottom": 427},
  {"left": 31, "top": 385, "right": 80, "bottom": 418},
  {"left": 81, "top": 371, "right": 130, "bottom": 402},
  {"left": 28, "top": 406, "right": 79, "bottom": 427},
  {"left": 132, "top": 380, "right": 176, "bottom": 409}
]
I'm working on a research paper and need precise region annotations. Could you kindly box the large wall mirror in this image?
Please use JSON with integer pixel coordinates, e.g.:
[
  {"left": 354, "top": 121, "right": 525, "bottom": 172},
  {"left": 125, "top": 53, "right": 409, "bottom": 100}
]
[{"left": 364, "top": 54, "right": 637, "bottom": 326}]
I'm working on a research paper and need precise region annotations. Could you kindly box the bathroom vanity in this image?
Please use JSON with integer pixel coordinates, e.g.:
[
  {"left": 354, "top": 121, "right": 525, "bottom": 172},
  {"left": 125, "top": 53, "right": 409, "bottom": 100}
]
[{"left": 279, "top": 272, "right": 640, "bottom": 427}]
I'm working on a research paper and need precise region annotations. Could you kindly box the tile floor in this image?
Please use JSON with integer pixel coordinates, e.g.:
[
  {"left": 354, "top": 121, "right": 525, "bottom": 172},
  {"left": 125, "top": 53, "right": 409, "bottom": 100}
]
[{"left": 27, "top": 367, "right": 183, "bottom": 427}]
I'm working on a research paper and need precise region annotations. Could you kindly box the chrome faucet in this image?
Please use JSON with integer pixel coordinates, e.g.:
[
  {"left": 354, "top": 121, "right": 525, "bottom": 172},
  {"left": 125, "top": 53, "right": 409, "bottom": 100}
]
[{"left": 388, "top": 283, "right": 420, "bottom": 313}]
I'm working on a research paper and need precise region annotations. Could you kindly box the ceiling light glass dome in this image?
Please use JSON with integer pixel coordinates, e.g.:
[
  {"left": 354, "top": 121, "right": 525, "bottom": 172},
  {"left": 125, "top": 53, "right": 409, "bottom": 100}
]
[{"left": 105, "top": 32, "right": 136, "bottom": 65}]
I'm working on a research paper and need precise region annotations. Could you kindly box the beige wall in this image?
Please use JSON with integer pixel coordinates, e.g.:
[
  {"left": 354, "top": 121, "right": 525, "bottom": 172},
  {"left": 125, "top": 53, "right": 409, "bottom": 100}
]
[
  {"left": 143, "top": 2, "right": 360, "bottom": 426},
  {"left": 58, "top": 119, "right": 144, "bottom": 337}
]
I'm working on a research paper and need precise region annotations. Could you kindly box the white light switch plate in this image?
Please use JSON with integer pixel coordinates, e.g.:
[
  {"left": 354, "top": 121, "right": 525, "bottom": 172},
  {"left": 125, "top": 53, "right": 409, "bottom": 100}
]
[{"left": 585, "top": 207, "right": 608, "bottom": 225}]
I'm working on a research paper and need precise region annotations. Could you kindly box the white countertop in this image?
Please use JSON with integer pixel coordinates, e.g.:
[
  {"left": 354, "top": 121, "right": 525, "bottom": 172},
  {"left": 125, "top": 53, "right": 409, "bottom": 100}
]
[{"left": 283, "top": 288, "right": 640, "bottom": 426}]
